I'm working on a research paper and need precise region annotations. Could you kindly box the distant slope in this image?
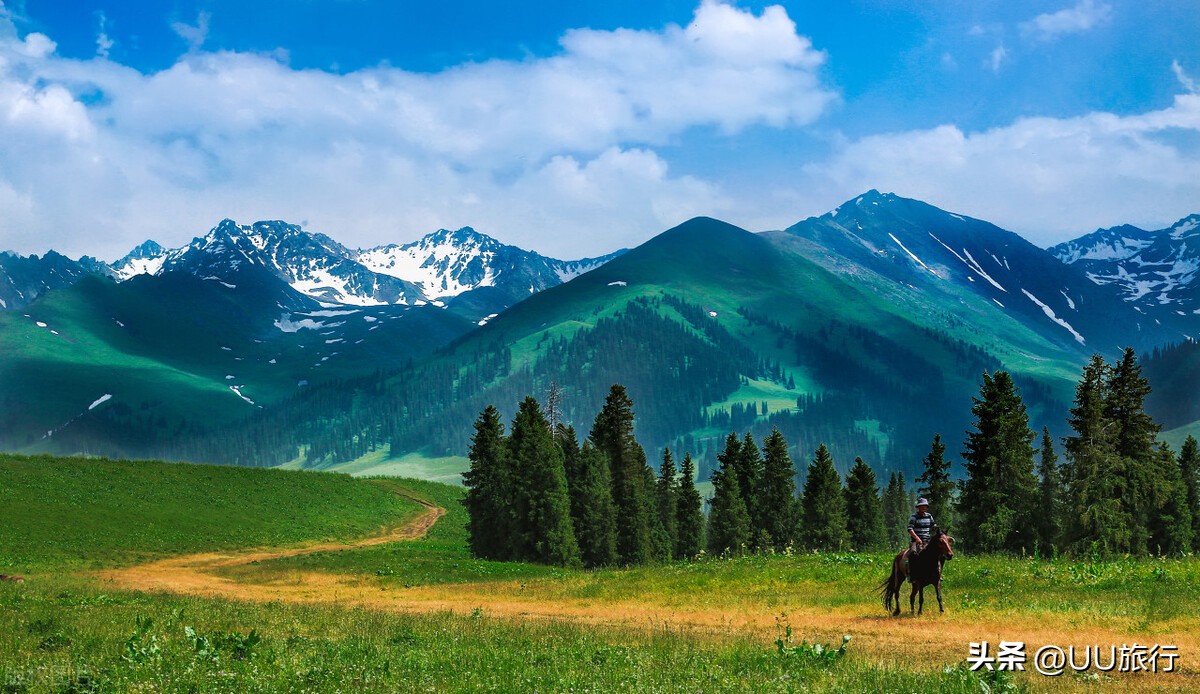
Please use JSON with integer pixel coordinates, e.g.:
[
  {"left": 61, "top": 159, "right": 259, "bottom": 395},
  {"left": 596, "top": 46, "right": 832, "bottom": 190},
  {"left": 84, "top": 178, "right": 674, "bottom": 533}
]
[
  {"left": 0, "top": 269, "right": 472, "bottom": 457},
  {"left": 0, "top": 454, "right": 422, "bottom": 573},
  {"left": 221, "top": 214, "right": 1095, "bottom": 481},
  {"left": 1050, "top": 214, "right": 1200, "bottom": 338}
]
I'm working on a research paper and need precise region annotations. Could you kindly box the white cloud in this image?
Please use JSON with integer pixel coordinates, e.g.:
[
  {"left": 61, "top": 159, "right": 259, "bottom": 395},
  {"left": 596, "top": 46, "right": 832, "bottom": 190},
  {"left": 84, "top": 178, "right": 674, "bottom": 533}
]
[
  {"left": 0, "top": 1, "right": 833, "bottom": 259},
  {"left": 95, "top": 11, "right": 112, "bottom": 59},
  {"left": 800, "top": 94, "right": 1200, "bottom": 246},
  {"left": 1020, "top": 0, "right": 1112, "bottom": 41},
  {"left": 1173, "top": 60, "right": 1198, "bottom": 94},
  {"left": 988, "top": 45, "right": 1008, "bottom": 73},
  {"left": 170, "top": 11, "right": 210, "bottom": 53}
]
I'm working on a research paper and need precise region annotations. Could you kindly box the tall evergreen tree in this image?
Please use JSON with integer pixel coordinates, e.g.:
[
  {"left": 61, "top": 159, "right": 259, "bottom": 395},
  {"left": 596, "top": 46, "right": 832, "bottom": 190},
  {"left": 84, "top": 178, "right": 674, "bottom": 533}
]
[
  {"left": 800, "top": 444, "right": 849, "bottom": 551},
  {"left": 957, "top": 371, "right": 1038, "bottom": 553},
  {"left": 707, "top": 436, "right": 752, "bottom": 555},
  {"left": 1149, "top": 442, "right": 1194, "bottom": 555},
  {"left": 1106, "top": 348, "right": 1162, "bottom": 553},
  {"left": 1180, "top": 435, "right": 1200, "bottom": 552},
  {"left": 675, "top": 452, "right": 706, "bottom": 559},
  {"left": 734, "top": 432, "right": 765, "bottom": 539},
  {"left": 508, "top": 396, "right": 581, "bottom": 567},
  {"left": 916, "top": 433, "right": 955, "bottom": 530},
  {"left": 572, "top": 442, "right": 619, "bottom": 568},
  {"left": 1035, "top": 427, "right": 1064, "bottom": 555},
  {"left": 462, "top": 405, "right": 514, "bottom": 560},
  {"left": 589, "top": 385, "right": 654, "bottom": 565},
  {"left": 755, "top": 428, "right": 798, "bottom": 551},
  {"left": 844, "top": 457, "right": 886, "bottom": 551},
  {"left": 882, "top": 471, "right": 909, "bottom": 547},
  {"left": 654, "top": 448, "right": 679, "bottom": 560},
  {"left": 1063, "top": 355, "right": 1127, "bottom": 553}
]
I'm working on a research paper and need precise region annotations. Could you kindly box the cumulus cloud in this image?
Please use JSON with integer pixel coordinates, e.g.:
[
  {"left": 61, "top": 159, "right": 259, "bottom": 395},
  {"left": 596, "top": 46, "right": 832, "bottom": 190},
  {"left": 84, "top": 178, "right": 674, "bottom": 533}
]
[
  {"left": 800, "top": 94, "right": 1200, "bottom": 245},
  {"left": 0, "top": 1, "right": 832, "bottom": 259},
  {"left": 1020, "top": 0, "right": 1112, "bottom": 41}
]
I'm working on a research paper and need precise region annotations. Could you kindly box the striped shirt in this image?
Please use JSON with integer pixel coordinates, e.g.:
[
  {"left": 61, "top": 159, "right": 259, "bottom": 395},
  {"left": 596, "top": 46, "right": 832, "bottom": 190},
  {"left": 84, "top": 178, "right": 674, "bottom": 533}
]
[{"left": 908, "top": 511, "right": 936, "bottom": 542}]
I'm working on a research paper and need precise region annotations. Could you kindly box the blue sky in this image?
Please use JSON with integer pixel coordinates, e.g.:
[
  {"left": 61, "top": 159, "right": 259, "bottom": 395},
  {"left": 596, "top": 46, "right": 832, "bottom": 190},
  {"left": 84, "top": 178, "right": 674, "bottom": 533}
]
[{"left": 2, "top": 0, "right": 1199, "bottom": 259}]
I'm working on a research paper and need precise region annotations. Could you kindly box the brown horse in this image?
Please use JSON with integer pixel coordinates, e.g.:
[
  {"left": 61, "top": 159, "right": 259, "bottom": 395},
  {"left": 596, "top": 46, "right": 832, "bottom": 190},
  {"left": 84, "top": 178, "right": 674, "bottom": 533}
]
[{"left": 879, "top": 527, "right": 953, "bottom": 615}]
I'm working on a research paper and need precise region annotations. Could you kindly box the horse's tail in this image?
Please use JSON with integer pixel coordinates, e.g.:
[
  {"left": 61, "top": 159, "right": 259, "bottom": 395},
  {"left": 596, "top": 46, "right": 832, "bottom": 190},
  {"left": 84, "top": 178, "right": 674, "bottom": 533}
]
[{"left": 878, "top": 565, "right": 899, "bottom": 613}]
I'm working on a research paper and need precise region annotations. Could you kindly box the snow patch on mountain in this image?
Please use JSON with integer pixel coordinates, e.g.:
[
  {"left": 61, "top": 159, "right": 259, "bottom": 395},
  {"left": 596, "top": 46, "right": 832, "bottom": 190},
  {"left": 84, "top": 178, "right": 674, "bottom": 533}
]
[{"left": 1022, "top": 289, "right": 1085, "bottom": 344}]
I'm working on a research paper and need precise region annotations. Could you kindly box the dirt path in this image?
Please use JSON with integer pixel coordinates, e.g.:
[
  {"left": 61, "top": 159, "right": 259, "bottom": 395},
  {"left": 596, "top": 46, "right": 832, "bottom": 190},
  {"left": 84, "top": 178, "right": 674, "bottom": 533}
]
[{"left": 98, "top": 496, "right": 1198, "bottom": 688}]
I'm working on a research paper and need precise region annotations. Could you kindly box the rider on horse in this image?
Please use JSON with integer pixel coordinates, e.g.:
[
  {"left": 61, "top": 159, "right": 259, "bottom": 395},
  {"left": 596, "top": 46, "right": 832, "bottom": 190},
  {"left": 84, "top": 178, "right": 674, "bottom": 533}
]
[{"left": 904, "top": 497, "right": 935, "bottom": 575}]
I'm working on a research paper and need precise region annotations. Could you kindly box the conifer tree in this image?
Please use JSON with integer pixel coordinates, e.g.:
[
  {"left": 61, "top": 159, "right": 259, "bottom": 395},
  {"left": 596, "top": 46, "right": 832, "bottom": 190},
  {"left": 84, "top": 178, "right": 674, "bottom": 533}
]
[
  {"left": 508, "top": 396, "right": 581, "bottom": 567},
  {"left": 800, "top": 443, "right": 849, "bottom": 551},
  {"left": 1106, "top": 348, "right": 1162, "bottom": 553},
  {"left": 916, "top": 433, "right": 955, "bottom": 530},
  {"left": 1180, "top": 435, "right": 1200, "bottom": 552},
  {"left": 707, "top": 436, "right": 752, "bottom": 555},
  {"left": 957, "top": 371, "right": 1038, "bottom": 553},
  {"left": 734, "top": 432, "right": 764, "bottom": 538},
  {"left": 755, "top": 428, "right": 798, "bottom": 551},
  {"left": 1063, "top": 355, "right": 1127, "bottom": 553},
  {"left": 1149, "top": 442, "right": 1194, "bottom": 555},
  {"left": 462, "top": 405, "right": 513, "bottom": 560},
  {"left": 589, "top": 385, "right": 653, "bottom": 565},
  {"left": 572, "top": 442, "right": 619, "bottom": 567},
  {"left": 844, "top": 457, "right": 886, "bottom": 551},
  {"left": 675, "top": 452, "right": 705, "bottom": 559},
  {"left": 882, "top": 471, "right": 909, "bottom": 547},
  {"left": 655, "top": 448, "right": 679, "bottom": 559},
  {"left": 1035, "top": 427, "right": 1064, "bottom": 555}
]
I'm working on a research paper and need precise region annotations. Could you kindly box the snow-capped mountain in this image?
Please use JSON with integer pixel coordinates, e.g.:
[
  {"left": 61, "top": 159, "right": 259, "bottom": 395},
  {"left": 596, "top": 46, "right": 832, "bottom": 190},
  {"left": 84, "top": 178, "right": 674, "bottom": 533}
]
[
  {"left": 357, "top": 226, "right": 623, "bottom": 311},
  {"left": 110, "top": 240, "right": 168, "bottom": 281},
  {"left": 1049, "top": 215, "right": 1200, "bottom": 330},
  {"left": 0, "top": 250, "right": 109, "bottom": 310},
  {"left": 778, "top": 190, "right": 1174, "bottom": 350}
]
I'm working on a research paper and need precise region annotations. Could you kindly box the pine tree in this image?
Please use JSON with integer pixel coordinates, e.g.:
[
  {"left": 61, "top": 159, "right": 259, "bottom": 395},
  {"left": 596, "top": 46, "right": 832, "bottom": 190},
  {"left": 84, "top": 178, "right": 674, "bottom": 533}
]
[
  {"left": 1035, "top": 427, "right": 1064, "bottom": 555},
  {"left": 916, "top": 433, "right": 955, "bottom": 530},
  {"left": 844, "top": 457, "right": 886, "bottom": 551},
  {"left": 957, "top": 371, "right": 1038, "bottom": 553},
  {"left": 462, "top": 405, "right": 514, "bottom": 560},
  {"left": 675, "top": 452, "right": 706, "bottom": 559},
  {"left": 800, "top": 444, "right": 849, "bottom": 551},
  {"left": 1180, "top": 435, "right": 1200, "bottom": 552},
  {"left": 655, "top": 448, "right": 679, "bottom": 560},
  {"left": 755, "top": 428, "right": 798, "bottom": 551},
  {"left": 1149, "top": 442, "right": 1194, "bottom": 555},
  {"left": 734, "top": 432, "right": 764, "bottom": 540},
  {"left": 882, "top": 471, "right": 909, "bottom": 547},
  {"left": 1063, "top": 355, "right": 1127, "bottom": 553},
  {"left": 1106, "top": 348, "right": 1162, "bottom": 554},
  {"left": 707, "top": 436, "right": 752, "bottom": 555},
  {"left": 572, "top": 442, "right": 619, "bottom": 568},
  {"left": 508, "top": 396, "right": 581, "bottom": 567},
  {"left": 589, "top": 385, "right": 654, "bottom": 565}
]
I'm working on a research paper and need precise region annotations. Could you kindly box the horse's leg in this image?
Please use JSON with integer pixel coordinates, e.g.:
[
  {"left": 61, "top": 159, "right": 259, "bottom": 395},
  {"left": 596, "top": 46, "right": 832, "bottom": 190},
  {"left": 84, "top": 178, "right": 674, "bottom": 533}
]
[
  {"left": 936, "top": 579, "right": 944, "bottom": 613},
  {"left": 917, "top": 584, "right": 925, "bottom": 615},
  {"left": 909, "top": 582, "right": 917, "bottom": 613}
]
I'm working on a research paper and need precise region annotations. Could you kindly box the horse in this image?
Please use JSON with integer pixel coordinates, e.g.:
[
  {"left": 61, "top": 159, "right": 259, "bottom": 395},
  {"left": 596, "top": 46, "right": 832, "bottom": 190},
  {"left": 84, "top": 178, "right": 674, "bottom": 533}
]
[{"left": 878, "top": 527, "right": 954, "bottom": 616}]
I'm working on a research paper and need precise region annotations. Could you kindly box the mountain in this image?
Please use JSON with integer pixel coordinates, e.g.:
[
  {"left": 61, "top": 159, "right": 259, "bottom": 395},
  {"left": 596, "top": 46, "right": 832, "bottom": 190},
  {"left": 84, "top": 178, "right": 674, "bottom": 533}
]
[
  {"left": 356, "top": 226, "right": 623, "bottom": 321},
  {"left": 1049, "top": 215, "right": 1200, "bottom": 337},
  {"left": 778, "top": 190, "right": 1174, "bottom": 351},
  {"left": 0, "top": 250, "right": 110, "bottom": 310},
  {"left": 200, "top": 211, "right": 1113, "bottom": 481}
]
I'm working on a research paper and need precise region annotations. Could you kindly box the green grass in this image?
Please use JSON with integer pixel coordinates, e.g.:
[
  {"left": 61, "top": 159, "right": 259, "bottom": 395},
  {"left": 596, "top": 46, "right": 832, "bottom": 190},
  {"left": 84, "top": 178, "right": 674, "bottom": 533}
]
[
  {"left": 0, "top": 454, "right": 422, "bottom": 573},
  {"left": 324, "top": 448, "right": 469, "bottom": 484}
]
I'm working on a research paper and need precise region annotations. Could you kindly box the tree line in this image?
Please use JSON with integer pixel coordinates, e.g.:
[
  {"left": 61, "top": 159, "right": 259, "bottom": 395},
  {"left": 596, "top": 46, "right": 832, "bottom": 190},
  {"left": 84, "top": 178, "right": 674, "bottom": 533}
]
[{"left": 465, "top": 346, "right": 1200, "bottom": 566}]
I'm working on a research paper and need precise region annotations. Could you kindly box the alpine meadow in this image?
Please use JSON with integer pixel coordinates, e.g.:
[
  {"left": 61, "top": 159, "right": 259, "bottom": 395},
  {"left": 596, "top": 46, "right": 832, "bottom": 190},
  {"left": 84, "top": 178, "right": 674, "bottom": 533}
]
[{"left": 3, "top": 1, "right": 1200, "bottom": 692}]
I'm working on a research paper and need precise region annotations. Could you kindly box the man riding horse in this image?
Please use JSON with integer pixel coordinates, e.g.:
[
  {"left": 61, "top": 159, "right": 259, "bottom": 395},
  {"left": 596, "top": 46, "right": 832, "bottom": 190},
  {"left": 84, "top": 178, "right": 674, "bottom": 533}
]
[{"left": 905, "top": 497, "right": 935, "bottom": 575}]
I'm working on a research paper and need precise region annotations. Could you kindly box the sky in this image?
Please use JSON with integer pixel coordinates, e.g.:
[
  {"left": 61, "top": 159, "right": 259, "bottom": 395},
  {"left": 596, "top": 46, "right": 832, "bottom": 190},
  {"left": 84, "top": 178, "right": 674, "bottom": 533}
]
[{"left": 1, "top": 0, "right": 1199, "bottom": 260}]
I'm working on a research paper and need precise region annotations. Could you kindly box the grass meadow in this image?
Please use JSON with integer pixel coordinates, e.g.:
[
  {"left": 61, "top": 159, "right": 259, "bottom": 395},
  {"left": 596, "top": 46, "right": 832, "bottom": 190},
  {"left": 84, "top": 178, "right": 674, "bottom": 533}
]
[{"left": 1, "top": 454, "right": 1197, "bottom": 692}]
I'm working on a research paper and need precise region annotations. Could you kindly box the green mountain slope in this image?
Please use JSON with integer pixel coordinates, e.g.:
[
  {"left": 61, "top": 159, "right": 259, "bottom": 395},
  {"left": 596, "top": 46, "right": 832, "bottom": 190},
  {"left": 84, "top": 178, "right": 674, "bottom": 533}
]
[{"left": 232, "top": 216, "right": 1091, "bottom": 481}]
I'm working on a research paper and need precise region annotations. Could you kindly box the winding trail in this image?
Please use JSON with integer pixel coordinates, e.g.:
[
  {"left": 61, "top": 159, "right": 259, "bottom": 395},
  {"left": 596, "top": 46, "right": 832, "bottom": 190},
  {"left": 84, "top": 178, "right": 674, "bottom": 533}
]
[{"left": 97, "top": 492, "right": 1199, "bottom": 687}]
